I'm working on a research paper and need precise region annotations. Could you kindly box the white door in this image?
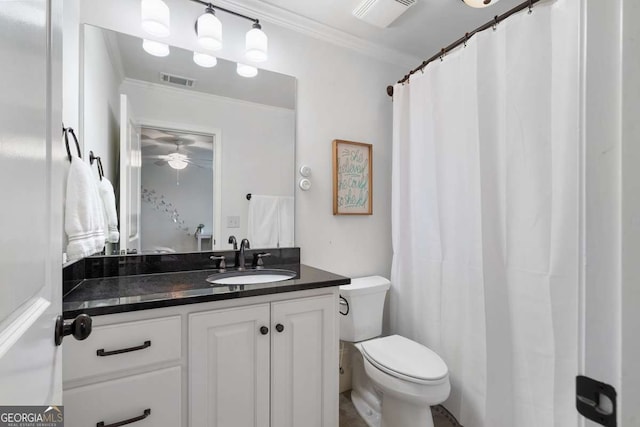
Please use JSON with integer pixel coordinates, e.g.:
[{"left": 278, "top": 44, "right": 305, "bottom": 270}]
[
  {"left": 189, "top": 304, "right": 270, "bottom": 427},
  {"left": 0, "top": 0, "right": 64, "bottom": 404},
  {"left": 270, "top": 295, "right": 338, "bottom": 427},
  {"left": 119, "top": 94, "right": 141, "bottom": 254}
]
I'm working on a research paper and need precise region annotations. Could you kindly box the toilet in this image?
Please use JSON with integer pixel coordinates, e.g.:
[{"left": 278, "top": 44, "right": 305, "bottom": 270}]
[{"left": 340, "top": 276, "right": 450, "bottom": 427}]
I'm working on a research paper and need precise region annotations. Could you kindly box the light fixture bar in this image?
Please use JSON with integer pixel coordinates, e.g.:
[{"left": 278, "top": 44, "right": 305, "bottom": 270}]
[{"left": 189, "top": 0, "right": 259, "bottom": 24}]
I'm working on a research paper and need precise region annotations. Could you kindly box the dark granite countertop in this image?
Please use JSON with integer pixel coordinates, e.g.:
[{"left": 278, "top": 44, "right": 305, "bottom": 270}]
[{"left": 63, "top": 264, "right": 350, "bottom": 318}]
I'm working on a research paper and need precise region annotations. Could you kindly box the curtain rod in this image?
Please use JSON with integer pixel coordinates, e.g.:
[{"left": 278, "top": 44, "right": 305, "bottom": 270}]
[
  {"left": 189, "top": 0, "right": 259, "bottom": 24},
  {"left": 387, "top": 0, "right": 540, "bottom": 97}
]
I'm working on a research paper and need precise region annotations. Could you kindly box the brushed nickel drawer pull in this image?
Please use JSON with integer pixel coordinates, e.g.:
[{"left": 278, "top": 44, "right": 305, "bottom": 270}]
[
  {"left": 96, "top": 408, "right": 150, "bottom": 427},
  {"left": 96, "top": 340, "right": 151, "bottom": 357}
]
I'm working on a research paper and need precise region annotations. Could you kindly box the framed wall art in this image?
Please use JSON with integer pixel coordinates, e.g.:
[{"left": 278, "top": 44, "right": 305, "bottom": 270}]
[{"left": 332, "top": 139, "right": 372, "bottom": 215}]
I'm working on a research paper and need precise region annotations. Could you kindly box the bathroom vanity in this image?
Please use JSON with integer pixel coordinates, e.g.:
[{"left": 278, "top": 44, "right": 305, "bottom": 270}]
[{"left": 62, "top": 249, "right": 348, "bottom": 427}]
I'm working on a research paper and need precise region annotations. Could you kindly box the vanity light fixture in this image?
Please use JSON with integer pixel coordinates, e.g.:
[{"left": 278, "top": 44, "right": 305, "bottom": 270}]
[
  {"left": 191, "top": 1, "right": 268, "bottom": 63},
  {"left": 193, "top": 51, "right": 218, "bottom": 68},
  {"left": 196, "top": 6, "right": 223, "bottom": 51},
  {"left": 462, "top": 0, "right": 501, "bottom": 8},
  {"left": 167, "top": 152, "right": 188, "bottom": 170},
  {"left": 141, "top": 0, "right": 171, "bottom": 37},
  {"left": 237, "top": 63, "right": 258, "bottom": 78},
  {"left": 142, "top": 39, "right": 170, "bottom": 57}
]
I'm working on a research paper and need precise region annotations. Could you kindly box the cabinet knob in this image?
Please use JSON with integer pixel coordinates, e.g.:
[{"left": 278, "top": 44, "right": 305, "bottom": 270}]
[
  {"left": 275, "top": 323, "right": 284, "bottom": 333},
  {"left": 260, "top": 326, "right": 269, "bottom": 335}
]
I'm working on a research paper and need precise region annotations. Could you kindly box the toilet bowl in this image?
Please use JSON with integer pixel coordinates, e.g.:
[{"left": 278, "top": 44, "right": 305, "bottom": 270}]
[{"left": 340, "top": 277, "right": 450, "bottom": 427}]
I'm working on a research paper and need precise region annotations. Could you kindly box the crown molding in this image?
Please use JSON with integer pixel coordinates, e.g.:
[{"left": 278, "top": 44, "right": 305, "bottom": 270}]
[{"left": 208, "top": 0, "right": 421, "bottom": 69}]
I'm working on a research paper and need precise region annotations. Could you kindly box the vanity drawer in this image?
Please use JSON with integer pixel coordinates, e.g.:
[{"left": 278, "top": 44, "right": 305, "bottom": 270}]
[
  {"left": 63, "top": 316, "right": 181, "bottom": 382},
  {"left": 64, "top": 366, "right": 181, "bottom": 427}
]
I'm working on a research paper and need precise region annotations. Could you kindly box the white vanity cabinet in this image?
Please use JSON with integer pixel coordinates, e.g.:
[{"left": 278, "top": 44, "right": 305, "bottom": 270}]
[
  {"left": 63, "top": 287, "right": 339, "bottom": 427},
  {"left": 189, "top": 294, "right": 338, "bottom": 427},
  {"left": 62, "top": 317, "right": 183, "bottom": 427}
]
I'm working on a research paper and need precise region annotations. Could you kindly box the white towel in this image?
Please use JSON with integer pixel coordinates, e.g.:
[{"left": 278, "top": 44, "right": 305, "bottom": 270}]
[
  {"left": 247, "top": 195, "right": 279, "bottom": 248},
  {"left": 278, "top": 196, "right": 294, "bottom": 247},
  {"left": 98, "top": 177, "right": 119, "bottom": 244},
  {"left": 65, "top": 154, "right": 105, "bottom": 261}
]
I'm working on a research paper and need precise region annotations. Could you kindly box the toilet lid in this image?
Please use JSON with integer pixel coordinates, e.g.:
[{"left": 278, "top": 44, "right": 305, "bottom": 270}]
[{"left": 360, "top": 335, "right": 448, "bottom": 382}]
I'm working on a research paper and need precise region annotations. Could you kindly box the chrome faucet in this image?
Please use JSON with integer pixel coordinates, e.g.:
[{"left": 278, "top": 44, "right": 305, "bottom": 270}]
[{"left": 237, "top": 238, "right": 250, "bottom": 271}]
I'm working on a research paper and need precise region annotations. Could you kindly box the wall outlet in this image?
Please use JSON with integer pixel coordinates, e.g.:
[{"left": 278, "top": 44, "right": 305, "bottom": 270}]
[{"left": 227, "top": 216, "right": 240, "bottom": 228}]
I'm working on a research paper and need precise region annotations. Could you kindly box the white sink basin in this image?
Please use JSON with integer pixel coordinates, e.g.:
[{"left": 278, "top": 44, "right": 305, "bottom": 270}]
[{"left": 206, "top": 269, "right": 296, "bottom": 285}]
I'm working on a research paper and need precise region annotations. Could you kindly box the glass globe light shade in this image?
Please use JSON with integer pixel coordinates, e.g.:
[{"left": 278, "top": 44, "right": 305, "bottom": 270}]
[
  {"left": 197, "top": 8, "right": 223, "bottom": 51},
  {"left": 237, "top": 63, "right": 258, "bottom": 78},
  {"left": 142, "top": 39, "right": 170, "bottom": 57},
  {"left": 193, "top": 52, "right": 218, "bottom": 68},
  {"left": 245, "top": 23, "right": 268, "bottom": 63},
  {"left": 141, "top": 0, "right": 170, "bottom": 37},
  {"left": 167, "top": 153, "right": 188, "bottom": 170}
]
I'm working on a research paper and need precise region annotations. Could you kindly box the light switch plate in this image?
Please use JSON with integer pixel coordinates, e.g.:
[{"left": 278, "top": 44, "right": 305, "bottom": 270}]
[{"left": 227, "top": 216, "right": 240, "bottom": 228}]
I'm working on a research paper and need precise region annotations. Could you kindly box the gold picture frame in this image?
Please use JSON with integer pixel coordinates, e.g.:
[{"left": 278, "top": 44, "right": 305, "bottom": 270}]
[{"left": 332, "top": 139, "right": 373, "bottom": 215}]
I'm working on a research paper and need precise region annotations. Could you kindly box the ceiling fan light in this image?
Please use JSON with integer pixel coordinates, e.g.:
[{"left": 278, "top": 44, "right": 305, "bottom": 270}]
[
  {"left": 193, "top": 51, "right": 218, "bottom": 68},
  {"left": 196, "top": 8, "right": 223, "bottom": 51},
  {"left": 142, "top": 39, "right": 170, "bottom": 57},
  {"left": 167, "top": 152, "right": 188, "bottom": 170},
  {"left": 245, "top": 23, "right": 268, "bottom": 63},
  {"left": 462, "top": 0, "right": 500, "bottom": 8},
  {"left": 237, "top": 63, "right": 258, "bottom": 78},
  {"left": 141, "top": 0, "right": 170, "bottom": 37}
]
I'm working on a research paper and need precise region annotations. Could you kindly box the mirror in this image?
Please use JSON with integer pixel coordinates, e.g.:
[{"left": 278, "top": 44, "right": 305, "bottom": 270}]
[{"left": 81, "top": 25, "right": 296, "bottom": 255}]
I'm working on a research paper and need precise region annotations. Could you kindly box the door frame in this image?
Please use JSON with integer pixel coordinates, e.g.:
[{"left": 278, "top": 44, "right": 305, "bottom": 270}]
[{"left": 136, "top": 118, "right": 222, "bottom": 251}]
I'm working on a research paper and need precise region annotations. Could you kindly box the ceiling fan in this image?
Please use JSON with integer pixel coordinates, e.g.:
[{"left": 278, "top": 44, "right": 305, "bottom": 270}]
[{"left": 142, "top": 140, "right": 211, "bottom": 170}]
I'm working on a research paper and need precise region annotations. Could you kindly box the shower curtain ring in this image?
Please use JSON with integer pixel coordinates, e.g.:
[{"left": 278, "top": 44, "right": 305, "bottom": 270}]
[
  {"left": 464, "top": 32, "right": 469, "bottom": 48},
  {"left": 528, "top": 0, "right": 533, "bottom": 14},
  {"left": 493, "top": 15, "right": 499, "bottom": 31},
  {"left": 440, "top": 48, "right": 446, "bottom": 61}
]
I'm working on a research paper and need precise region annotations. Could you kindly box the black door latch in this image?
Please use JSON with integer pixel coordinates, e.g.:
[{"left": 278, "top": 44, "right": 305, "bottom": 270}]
[{"left": 576, "top": 375, "right": 616, "bottom": 426}]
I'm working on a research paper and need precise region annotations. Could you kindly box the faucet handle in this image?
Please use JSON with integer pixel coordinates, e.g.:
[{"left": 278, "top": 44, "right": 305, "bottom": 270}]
[
  {"left": 210, "top": 255, "right": 226, "bottom": 272},
  {"left": 253, "top": 252, "right": 271, "bottom": 269}
]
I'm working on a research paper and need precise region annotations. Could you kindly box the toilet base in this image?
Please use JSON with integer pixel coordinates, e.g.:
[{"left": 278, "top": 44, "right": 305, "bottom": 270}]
[
  {"left": 381, "top": 394, "right": 434, "bottom": 427},
  {"left": 351, "top": 389, "right": 381, "bottom": 427}
]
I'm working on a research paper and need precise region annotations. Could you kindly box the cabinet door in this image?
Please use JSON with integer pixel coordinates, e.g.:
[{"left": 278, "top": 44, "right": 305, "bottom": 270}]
[
  {"left": 271, "top": 294, "right": 338, "bottom": 427},
  {"left": 189, "top": 304, "right": 270, "bottom": 427}
]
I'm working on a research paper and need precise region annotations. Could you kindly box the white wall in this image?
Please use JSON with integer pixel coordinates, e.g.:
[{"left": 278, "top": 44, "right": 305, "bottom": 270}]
[
  {"left": 82, "top": 25, "right": 122, "bottom": 183},
  {"left": 62, "top": 0, "right": 80, "bottom": 131},
  {"left": 75, "top": 0, "right": 403, "bottom": 279},
  {"left": 121, "top": 80, "right": 295, "bottom": 249}
]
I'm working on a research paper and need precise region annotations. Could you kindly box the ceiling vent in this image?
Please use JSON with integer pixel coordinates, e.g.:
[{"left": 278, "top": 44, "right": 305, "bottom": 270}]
[
  {"left": 159, "top": 72, "right": 196, "bottom": 88},
  {"left": 352, "top": 0, "right": 417, "bottom": 28}
]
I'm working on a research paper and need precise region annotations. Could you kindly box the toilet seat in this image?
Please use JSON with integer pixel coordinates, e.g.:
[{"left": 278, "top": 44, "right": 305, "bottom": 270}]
[{"left": 360, "top": 335, "right": 448, "bottom": 385}]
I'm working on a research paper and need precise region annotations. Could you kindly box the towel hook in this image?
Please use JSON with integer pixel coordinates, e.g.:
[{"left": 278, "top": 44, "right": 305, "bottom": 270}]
[
  {"left": 97, "top": 157, "right": 104, "bottom": 181},
  {"left": 63, "top": 126, "right": 82, "bottom": 162},
  {"left": 246, "top": 193, "right": 252, "bottom": 200}
]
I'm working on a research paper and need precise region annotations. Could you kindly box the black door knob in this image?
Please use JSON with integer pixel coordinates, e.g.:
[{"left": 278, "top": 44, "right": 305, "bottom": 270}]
[
  {"left": 260, "top": 326, "right": 269, "bottom": 335},
  {"left": 275, "top": 323, "right": 284, "bottom": 333},
  {"left": 55, "top": 314, "right": 93, "bottom": 346}
]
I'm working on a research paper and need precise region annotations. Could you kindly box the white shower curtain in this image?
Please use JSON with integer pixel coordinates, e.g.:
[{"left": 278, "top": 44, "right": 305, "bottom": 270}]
[{"left": 390, "top": 1, "right": 580, "bottom": 426}]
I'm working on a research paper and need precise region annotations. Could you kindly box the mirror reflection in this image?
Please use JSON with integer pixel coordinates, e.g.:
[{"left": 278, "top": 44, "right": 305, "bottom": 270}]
[
  {"left": 141, "top": 127, "right": 213, "bottom": 253},
  {"left": 81, "top": 25, "right": 296, "bottom": 255}
]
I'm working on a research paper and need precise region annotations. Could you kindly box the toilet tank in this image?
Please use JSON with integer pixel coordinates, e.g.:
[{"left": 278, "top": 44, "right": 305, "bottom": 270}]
[{"left": 339, "top": 276, "right": 391, "bottom": 342}]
